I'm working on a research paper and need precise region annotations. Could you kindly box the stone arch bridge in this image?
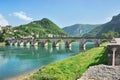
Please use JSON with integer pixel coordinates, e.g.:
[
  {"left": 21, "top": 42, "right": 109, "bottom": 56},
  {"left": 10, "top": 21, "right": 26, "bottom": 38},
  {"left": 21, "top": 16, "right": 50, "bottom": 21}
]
[{"left": 6, "top": 37, "right": 111, "bottom": 50}]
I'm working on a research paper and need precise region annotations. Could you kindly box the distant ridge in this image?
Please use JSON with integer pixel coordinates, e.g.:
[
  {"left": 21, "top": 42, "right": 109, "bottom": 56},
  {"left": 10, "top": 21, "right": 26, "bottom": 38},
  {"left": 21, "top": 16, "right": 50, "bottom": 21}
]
[
  {"left": 83, "top": 13, "right": 120, "bottom": 37},
  {"left": 63, "top": 24, "right": 99, "bottom": 37}
]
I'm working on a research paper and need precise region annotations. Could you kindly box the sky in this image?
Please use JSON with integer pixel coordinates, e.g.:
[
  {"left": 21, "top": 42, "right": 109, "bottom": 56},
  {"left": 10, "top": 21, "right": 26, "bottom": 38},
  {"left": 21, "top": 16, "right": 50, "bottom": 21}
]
[{"left": 0, "top": 0, "right": 120, "bottom": 28}]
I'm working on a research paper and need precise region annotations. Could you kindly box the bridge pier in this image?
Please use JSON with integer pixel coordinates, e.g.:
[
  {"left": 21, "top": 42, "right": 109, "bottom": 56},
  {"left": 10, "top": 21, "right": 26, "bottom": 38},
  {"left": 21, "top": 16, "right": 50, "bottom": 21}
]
[
  {"left": 10, "top": 42, "right": 13, "bottom": 46},
  {"left": 14, "top": 42, "right": 18, "bottom": 46},
  {"left": 41, "top": 42, "right": 48, "bottom": 47},
  {"left": 25, "top": 42, "right": 30, "bottom": 46},
  {"left": 19, "top": 41, "right": 24, "bottom": 46},
  {"left": 53, "top": 42, "right": 60, "bottom": 47},
  {"left": 95, "top": 43, "right": 100, "bottom": 47},
  {"left": 65, "top": 42, "right": 71, "bottom": 48},
  {"left": 33, "top": 41, "right": 38, "bottom": 46},
  {"left": 81, "top": 43, "right": 86, "bottom": 51}
]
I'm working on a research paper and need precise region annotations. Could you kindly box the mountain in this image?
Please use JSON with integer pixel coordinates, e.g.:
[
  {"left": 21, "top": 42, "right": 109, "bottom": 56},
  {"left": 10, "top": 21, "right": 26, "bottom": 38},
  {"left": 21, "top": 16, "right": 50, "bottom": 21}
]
[
  {"left": 63, "top": 24, "right": 99, "bottom": 37},
  {"left": 83, "top": 13, "right": 120, "bottom": 37},
  {"left": 4, "top": 18, "right": 67, "bottom": 39}
]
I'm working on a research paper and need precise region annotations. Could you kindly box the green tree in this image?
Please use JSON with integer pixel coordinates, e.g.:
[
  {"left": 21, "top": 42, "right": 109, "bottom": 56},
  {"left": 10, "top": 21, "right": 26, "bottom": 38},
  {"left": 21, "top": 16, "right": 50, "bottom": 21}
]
[{"left": 102, "top": 31, "right": 119, "bottom": 38}]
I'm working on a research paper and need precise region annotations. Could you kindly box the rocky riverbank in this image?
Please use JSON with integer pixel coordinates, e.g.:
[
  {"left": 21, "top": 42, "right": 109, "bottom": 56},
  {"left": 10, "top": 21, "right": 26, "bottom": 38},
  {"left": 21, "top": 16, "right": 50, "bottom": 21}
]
[{"left": 79, "top": 65, "right": 120, "bottom": 80}]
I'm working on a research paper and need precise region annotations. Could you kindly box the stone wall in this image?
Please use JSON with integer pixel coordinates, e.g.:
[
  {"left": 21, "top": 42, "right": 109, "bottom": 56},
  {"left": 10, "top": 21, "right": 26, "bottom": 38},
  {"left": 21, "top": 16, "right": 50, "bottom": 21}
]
[
  {"left": 107, "top": 45, "right": 120, "bottom": 65},
  {"left": 79, "top": 65, "right": 120, "bottom": 80}
]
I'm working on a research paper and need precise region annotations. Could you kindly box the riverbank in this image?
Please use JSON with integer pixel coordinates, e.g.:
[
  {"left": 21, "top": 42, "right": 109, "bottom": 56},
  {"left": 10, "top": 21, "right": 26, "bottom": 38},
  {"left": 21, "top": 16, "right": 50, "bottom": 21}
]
[
  {"left": 23, "top": 42, "right": 108, "bottom": 80},
  {"left": 0, "top": 42, "right": 5, "bottom": 46},
  {"left": 5, "top": 69, "right": 38, "bottom": 80}
]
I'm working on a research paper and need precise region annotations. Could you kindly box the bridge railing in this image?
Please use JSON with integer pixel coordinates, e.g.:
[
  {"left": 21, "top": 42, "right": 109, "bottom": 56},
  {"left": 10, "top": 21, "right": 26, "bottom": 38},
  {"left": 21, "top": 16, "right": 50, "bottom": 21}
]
[{"left": 6, "top": 37, "right": 112, "bottom": 41}]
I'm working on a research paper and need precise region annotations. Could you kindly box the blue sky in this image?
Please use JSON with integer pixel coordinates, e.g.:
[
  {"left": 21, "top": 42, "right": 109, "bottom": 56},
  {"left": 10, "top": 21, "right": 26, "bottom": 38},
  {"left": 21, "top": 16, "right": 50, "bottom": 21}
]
[{"left": 0, "top": 0, "right": 120, "bottom": 28}]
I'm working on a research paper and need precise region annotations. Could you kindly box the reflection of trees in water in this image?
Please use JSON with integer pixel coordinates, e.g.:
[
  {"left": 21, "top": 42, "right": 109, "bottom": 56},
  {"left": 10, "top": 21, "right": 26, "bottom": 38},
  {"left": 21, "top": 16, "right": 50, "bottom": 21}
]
[
  {"left": 0, "top": 42, "right": 95, "bottom": 61},
  {"left": 0, "top": 56, "right": 8, "bottom": 66}
]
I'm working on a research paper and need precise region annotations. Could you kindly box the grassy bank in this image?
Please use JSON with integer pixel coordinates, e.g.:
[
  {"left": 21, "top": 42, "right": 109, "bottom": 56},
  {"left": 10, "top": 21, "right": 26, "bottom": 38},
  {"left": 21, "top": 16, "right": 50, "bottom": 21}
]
[{"left": 24, "top": 42, "right": 108, "bottom": 80}]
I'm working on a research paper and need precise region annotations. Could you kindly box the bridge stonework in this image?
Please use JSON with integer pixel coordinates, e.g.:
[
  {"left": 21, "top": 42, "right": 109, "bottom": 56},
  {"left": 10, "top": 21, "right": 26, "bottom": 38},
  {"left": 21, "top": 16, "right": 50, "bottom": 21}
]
[
  {"left": 107, "top": 45, "right": 120, "bottom": 66},
  {"left": 6, "top": 38, "right": 111, "bottom": 50},
  {"left": 107, "top": 38, "right": 120, "bottom": 66}
]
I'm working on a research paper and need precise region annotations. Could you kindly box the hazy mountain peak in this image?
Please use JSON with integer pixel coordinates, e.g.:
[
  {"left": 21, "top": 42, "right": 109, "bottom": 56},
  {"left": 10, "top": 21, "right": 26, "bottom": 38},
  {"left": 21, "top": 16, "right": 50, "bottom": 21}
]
[
  {"left": 109, "top": 14, "right": 120, "bottom": 24},
  {"left": 63, "top": 24, "right": 99, "bottom": 37}
]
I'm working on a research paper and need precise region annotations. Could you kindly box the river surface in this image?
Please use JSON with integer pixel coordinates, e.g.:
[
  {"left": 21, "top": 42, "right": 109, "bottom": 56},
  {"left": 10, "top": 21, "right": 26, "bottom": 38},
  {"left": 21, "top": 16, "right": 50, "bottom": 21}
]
[{"left": 0, "top": 42, "right": 94, "bottom": 80}]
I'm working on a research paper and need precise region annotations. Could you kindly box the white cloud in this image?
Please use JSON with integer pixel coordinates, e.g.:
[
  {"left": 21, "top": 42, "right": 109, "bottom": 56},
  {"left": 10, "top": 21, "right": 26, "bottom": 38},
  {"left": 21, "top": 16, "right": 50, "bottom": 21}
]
[
  {"left": 13, "top": 11, "right": 33, "bottom": 21},
  {"left": 0, "top": 14, "right": 9, "bottom": 26}
]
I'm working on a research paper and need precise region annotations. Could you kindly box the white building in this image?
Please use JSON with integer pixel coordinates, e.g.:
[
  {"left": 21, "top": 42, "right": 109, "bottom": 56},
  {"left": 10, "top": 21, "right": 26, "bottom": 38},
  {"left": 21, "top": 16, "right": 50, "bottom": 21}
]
[
  {"left": 0, "top": 27, "right": 2, "bottom": 33},
  {"left": 47, "top": 34, "right": 53, "bottom": 37}
]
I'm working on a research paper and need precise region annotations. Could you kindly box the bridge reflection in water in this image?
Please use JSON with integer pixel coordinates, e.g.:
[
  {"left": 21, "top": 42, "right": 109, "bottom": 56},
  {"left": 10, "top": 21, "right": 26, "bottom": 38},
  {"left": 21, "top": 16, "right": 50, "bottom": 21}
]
[{"left": 6, "top": 37, "right": 111, "bottom": 50}]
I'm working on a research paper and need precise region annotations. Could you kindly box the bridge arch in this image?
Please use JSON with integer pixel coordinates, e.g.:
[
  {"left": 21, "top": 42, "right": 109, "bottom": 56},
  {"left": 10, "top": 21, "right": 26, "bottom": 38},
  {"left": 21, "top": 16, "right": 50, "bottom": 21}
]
[
  {"left": 68, "top": 40, "right": 78, "bottom": 47},
  {"left": 64, "top": 40, "right": 77, "bottom": 48},
  {"left": 53, "top": 40, "right": 61, "bottom": 47},
  {"left": 13, "top": 41, "right": 18, "bottom": 46},
  {"left": 23, "top": 39, "right": 30, "bottom": 46},
  {"left": 101, "top": 39, "right": 110, "bottom": 43},
  {"left": 32, "top": 40, "right": 39, "bottom": 46},
  {"left": 41, "top": 39, "right": 52, "bottom": 47},
  {"left": 85, "top": 39, "right": 101, "bottom": 47},
  {"left": 81, "top": 39, "right": 100, "bottom": 50},
  {"left": 18, "top": 40, "right": 24, "bottom": 46}
]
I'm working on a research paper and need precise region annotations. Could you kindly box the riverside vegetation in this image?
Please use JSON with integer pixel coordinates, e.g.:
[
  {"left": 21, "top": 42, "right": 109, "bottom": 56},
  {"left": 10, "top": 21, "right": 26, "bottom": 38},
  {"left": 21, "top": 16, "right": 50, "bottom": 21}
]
[{"left": 24, "top": 42, "right": 109, "bottom": 80}]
